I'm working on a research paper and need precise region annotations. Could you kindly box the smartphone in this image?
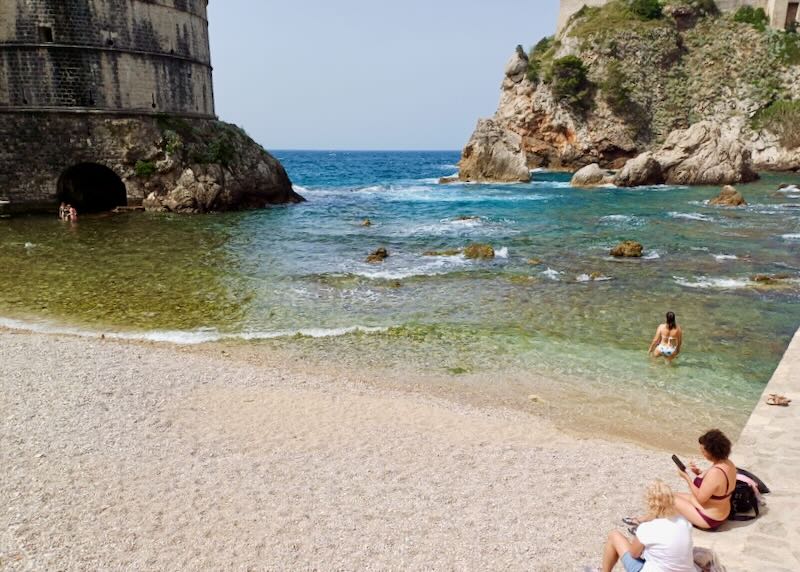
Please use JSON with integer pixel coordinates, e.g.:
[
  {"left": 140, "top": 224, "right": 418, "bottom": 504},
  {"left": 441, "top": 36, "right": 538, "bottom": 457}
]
[{"left": 671, "top": 454, "right": 686, "bottom": 472}]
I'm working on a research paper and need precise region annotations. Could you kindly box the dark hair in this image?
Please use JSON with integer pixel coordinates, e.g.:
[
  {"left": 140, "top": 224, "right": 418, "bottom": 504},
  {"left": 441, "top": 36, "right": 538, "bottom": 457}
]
[
  {"left": 666, "top": 311, "right": 676, "bottom": 330},
  {"left": 699, "top": 429, "right": 731, "bottom": 461}
]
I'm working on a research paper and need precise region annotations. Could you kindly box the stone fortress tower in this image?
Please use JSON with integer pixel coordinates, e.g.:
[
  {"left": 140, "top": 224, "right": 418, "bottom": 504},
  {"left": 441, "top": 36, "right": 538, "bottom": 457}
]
[
  {"left": 0, "top": 0, "right": 300, "bottom": 214},
  {"left": 558, "top": 0, "right": 800, "bottom": 32}
]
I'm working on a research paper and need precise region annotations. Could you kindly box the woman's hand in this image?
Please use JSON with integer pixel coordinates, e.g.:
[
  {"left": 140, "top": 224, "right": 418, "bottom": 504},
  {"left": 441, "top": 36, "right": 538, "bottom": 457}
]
[{"left": 689, "top": 461, "right": 701, "bottom": 476}]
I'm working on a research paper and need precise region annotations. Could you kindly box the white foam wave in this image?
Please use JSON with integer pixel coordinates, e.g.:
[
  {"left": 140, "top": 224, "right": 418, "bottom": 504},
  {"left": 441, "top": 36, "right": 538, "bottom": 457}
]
[
  {"left": 776, "top": 185, "right": 800, "bottom": 193},
  {"left": 542, "top": 267, "right": 562, "bottom": 280},
  {"left": 495, "top": 247, "right": 509, "bottom": 259},
  {"left": 643, "top": 251, "right": 661, "bottom": 260},
  {"left": 712, "top": 254, "right": 738, "bottom": 262},
  {"left": 576, "top": 273, "right": 613, "bottom": 283},
  {"left": 292, "top": 184, "right": 310, "bottom": 194},
  {"left": 351, "top": 253, "right": 472, "bottom": 280},
  {"left": 24, "top": 242, "right": 36, "bottom": 249},
  {"left": 691, "top": 246, "right": 710, "bottom": 252},
  {"left": 669, "top": 212, "right": 713, "bottom": 222},
  {"left": 398, "top": 217, "right": 518, "bottom": 237},
  {"left": 672, "top": 276, "right": 750, "bottom": 290},
  {"left": 783, "top": 233, "right": 800, "bottom": 241},
  {"left": 599, "top": 214, "right": 645, "bottom": 226},
  {"left": 0, "top": 317, "right": 388, "bottom": 345}
]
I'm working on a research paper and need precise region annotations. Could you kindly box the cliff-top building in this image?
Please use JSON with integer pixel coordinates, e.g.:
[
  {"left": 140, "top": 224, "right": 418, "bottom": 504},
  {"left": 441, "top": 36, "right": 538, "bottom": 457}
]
[
  {"left": 0, "top": 0, "right": 299, "bottom": 214},
  {"left": 558, "top": 0, "right": 800, "bottom": 32}
]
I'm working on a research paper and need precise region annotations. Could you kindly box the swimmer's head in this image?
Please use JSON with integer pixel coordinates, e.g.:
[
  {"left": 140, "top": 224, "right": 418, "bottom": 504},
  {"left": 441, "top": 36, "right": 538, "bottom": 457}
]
[{"left": 666, "top": 311, "right": 676, "bottom": 329}]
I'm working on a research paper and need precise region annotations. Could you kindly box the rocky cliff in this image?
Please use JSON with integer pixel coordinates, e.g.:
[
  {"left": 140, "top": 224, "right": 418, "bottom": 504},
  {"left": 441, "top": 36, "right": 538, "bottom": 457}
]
[
  {"left": 458, "top": 1, "right": 800, "bottom": 184},
  {"left": 138, "top": 117, "right": 304, "bottom": 213}
]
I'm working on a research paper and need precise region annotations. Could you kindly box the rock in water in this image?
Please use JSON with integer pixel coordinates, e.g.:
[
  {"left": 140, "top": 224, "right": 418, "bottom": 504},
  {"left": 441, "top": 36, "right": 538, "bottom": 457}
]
[
  {"left": 614, "top": 152, "right": 663, "bottom": 187},
  {"left": 458, "top": 119, "right": 531, "bottom": 183},
  {"left": 612, "top": 122, "right": 757, "bottom": 187},
  {"left": 463, "top": 243, "right": 495, "bottom": 259},
  {"left": 139, "top": 119, "right": 304, "bottom": 213},
  {"left": 571, "top": 163, "right": 614, "bottom": 187},
  {"left": 709, "top": 185, "right": 748, "bottom": 206},
  {"left": 366, "top": 247, "right": 389, "bottom": 264},
  {"left": 610, "top": 241, "right": 643, "bottom": 258},
  {"left": 654, "top": 122, "right": 758, "bottom": 185}
]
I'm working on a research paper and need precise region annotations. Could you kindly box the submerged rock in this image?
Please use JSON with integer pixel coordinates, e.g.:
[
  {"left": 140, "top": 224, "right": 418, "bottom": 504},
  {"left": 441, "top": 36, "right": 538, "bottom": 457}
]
[
  {"left": 709, "top": 186, "right": 748, "bottom": 207},
  {"left": 463, "top": 243, "right": 496, "bottom": 259},
  {"left": 458, "top": 119, "right": 531, "bottom": 183},
  {"left": 423, "top": 249, "right": 462, "bottom": 257},
  {"left": 610, "top": 241, "right": 643, "bottom": 258},
  {"left": 361, "top": 219, "right": 373, "bottom": 227},
  {"left": 571, "top": 163, "right": 614, "bottom": 187},
  {"left": 439, "top": 176, "right": 460, "bottom": 184},
  {"left": 751, "top": 273, "right": 792, "bottom": 284},
  {"left": 366, "top": 247, "right": 389, "bottom": 264}
]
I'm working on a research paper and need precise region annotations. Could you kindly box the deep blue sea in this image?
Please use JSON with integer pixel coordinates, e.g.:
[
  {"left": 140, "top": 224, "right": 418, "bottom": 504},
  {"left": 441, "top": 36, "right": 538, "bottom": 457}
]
[{"left": 3, "top": 150, "right": 800, "bottom": 445}]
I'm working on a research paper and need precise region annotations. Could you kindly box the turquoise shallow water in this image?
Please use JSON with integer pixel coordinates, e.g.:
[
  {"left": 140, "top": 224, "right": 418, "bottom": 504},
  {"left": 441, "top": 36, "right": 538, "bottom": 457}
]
[{"left": 2, "top": 151, "right": 799, "bottom": 444}]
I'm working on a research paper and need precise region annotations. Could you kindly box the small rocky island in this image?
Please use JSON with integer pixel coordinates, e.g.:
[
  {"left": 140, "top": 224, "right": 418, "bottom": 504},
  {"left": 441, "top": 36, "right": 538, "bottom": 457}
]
[{"left": 458, "top": 0, "right": 800, "bottom": 184}]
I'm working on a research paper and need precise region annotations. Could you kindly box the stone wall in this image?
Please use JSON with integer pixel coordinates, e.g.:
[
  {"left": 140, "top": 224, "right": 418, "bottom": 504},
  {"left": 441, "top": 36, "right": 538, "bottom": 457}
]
[
  {"left": 0, "top": 112, "right": 160, "bottom": 209},
  {"left": 0, "top": 112, "right": 302, "bottom": 213},
  {"left": 0, "top": 0, "right": 214, "bottom": 116}
]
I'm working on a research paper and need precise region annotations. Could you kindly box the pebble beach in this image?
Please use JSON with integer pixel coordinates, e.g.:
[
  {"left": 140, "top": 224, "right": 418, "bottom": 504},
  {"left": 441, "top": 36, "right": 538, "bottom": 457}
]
[{"left": 0, "top": 329, "right": 696, "bottom": 571}]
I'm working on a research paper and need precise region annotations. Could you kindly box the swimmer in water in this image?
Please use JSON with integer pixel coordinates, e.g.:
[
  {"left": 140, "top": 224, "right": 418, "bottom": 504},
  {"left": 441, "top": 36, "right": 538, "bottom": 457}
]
[{"left": 648, "top": 311, "right": 682, "bottom": 361}]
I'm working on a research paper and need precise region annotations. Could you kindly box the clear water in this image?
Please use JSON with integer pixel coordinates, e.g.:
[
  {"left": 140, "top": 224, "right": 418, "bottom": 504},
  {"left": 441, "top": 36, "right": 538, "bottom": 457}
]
[{"left": 3, "top": 151, "right": 799, "bottom": 447}]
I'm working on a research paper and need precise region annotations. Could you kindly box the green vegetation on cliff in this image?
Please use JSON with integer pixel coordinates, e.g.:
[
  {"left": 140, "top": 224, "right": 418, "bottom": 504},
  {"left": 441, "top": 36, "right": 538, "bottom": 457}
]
[
  {"left": 527, "top": 36, "right": 556, "bottom": 83},
  {"left": 568, "top": 0, "right": 671, "bottom": 40},
  {"left": 752, "top": 100, "right": 800, "bottom": 148},
  {"left": 547, "top": 56, "right": 594, "bottom": 112},
  {"left": 545, "top": 0, "right": 800, "bottom": 147},
  {"left": 733, "top": 6, "right": 769, "bottom": 31}
]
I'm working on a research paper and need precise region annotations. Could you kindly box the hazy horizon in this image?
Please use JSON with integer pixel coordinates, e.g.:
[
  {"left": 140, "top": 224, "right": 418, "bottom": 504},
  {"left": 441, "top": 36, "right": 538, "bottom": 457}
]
[{"left": 207, "top": 1, "right": 559, "bottom": 151}]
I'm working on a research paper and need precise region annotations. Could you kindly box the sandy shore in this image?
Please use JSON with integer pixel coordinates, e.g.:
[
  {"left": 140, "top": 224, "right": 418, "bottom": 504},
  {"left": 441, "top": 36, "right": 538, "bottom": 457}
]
[{"left": 1, "top": 330, "right": 696, "bottom": 571}]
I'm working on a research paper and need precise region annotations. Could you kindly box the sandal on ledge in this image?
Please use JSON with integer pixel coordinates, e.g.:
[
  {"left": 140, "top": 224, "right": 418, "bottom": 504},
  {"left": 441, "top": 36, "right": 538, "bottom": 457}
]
[
  {"left": 621, "top": 516, "right": 641, "bottom": 527},
  {"left": 766, "top": 394, "right": 791, "bottom": 406}
]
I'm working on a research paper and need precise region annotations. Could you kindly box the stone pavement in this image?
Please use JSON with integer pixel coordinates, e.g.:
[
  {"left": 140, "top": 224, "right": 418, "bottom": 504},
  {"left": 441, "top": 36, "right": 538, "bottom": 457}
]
[{"left": 694, "top": 327, "right": 800, "bottom": 571}]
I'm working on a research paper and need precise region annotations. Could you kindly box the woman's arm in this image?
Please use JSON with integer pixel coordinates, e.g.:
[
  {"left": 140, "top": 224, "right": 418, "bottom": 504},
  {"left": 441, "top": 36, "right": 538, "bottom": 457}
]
[
  {"left": 648, "top": 328, "right": 662, "bottom": 354},
  {"left": 678, "top": 468, "right": 720, "bottom": 504},
  {"left": 674, "top": 327, "right": 683, "bottom": 357},
  {"left": 629, "top": 537, "right": 645, "bottom": 559}
]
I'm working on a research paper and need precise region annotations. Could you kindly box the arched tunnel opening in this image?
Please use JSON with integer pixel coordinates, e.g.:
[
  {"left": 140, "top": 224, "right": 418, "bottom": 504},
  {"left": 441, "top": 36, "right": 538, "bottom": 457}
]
[{"left": 57, "top": 163, "right": 127, "bottom": 213}]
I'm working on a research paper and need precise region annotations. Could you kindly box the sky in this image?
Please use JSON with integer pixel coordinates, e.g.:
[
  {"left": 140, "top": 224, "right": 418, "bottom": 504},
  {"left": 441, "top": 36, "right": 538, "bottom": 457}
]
[{"left": 207, "top": 1, "right": 559, "bottom": 150}]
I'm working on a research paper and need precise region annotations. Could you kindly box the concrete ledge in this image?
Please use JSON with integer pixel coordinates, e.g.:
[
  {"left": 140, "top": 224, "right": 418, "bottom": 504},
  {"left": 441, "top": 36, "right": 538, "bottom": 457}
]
[{"left": 695, "top": 327, "right": 800, "bottom": 571}]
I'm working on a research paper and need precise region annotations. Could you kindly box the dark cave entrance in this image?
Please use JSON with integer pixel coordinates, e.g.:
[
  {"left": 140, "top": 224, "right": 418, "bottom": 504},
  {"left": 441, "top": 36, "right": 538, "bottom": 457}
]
[{"left": 57, "top": 163, "right": 127, "bottom": 213}]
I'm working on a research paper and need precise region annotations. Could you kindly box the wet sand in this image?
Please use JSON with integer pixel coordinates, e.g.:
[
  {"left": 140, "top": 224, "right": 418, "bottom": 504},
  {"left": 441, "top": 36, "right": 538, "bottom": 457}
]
[{"left": 1, "top": 330, "right": 705, "bottom": 570}]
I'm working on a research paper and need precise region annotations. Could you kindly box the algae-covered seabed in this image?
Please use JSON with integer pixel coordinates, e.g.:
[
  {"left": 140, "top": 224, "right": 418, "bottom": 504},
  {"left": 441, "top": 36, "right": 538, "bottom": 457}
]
[{"left": 2, "top": 151, "right": 799, "bottom": 450}]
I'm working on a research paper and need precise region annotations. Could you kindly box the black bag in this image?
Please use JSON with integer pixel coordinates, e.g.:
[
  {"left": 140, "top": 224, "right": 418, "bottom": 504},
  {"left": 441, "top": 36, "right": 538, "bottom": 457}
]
[
  {"left": 737, "top": 467, "right": 770, "bottom": 494},
  {"left": 728, "top": 477, "right": 760, "bottom": 521}
]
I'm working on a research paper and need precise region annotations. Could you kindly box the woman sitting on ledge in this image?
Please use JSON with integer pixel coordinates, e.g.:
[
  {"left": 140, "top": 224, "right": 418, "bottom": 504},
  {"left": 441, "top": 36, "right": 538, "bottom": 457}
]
[
  {"left": 675, "top": 429, "right": 736, "bottom": 530},
  {"left": 599, "top": 480, "right": 697, "bottom": 572}
]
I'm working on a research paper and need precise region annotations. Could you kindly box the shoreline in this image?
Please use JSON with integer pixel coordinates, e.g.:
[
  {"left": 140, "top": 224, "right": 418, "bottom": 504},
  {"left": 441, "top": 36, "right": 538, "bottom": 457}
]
[
  {"left": 0, "top": 319, "right": 752, "bottom": 453},
  {"left": 2, "top": 328, "right": 698, "bottom": 571}
]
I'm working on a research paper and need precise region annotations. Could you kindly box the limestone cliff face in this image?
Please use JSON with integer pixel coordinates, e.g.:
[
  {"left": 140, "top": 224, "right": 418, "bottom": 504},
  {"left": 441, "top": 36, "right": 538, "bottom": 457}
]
[{"left": 460, "top": 3, "right": 800, "bottom": 181}]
